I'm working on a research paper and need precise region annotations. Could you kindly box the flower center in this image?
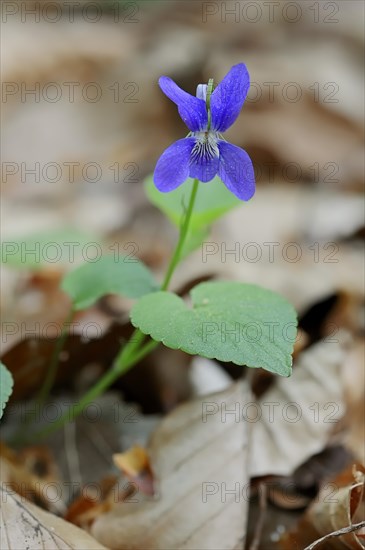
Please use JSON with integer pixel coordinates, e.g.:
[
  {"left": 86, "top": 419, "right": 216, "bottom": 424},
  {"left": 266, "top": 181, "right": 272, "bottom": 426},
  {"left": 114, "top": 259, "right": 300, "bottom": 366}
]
[{"left": 190, "top": 131, "right": 219, "bottom": 163}]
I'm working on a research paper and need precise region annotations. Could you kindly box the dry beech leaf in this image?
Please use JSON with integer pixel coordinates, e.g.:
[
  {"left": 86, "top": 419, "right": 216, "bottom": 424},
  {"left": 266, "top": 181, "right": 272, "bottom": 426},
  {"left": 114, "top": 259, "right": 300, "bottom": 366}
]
[
  {"left": 0, "top": 488, "right": 106, "bottom": 550},
  {"left": 92, "top": 380, "right": 251, "bottom": 550},
  {"left": 113, "top": 446, "right": 150, "bottom": 478},
  {"left": 65, "top": 475, "right": 126, "bottom": 529},
  {"left": 292, "top": 445, "right": 355, "bottom": 496},
  {"left": 0, "top": 443, "right": 64, "bottom": 514},
  {"left": 253, "top": 446, "right": 354, "bottom": 513},
  {"left": 341, "top": 339, "right": 365, "bottom": 463},
  {"left": 249, "top": 339, "right": 346, "bottom": 478},
  {"left": 266, "top": 477, "right": 312, "bottom": 510},
  {"left": 282, "top": 465, "right": 365, "bottom": 550},
  {"left": 113, "top": 445, "right": 155, "bottom": 497}
]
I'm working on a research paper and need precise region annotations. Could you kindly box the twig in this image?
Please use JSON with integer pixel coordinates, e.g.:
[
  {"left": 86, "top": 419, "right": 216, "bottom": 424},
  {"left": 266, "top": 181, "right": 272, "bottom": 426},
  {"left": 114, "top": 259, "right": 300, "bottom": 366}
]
[
  {"left": 249, "top": 482, "right": 268, "bottom": 550},
  {"left": 303, "top": 521, "right": 365, "bottom": 550}
]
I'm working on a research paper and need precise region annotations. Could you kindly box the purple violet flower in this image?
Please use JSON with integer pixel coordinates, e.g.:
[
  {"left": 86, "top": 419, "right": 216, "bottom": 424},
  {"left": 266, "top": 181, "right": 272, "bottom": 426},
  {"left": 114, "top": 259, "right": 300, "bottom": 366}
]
[{"left": 154, "top": 63, "right": 255, "bottom": 201}]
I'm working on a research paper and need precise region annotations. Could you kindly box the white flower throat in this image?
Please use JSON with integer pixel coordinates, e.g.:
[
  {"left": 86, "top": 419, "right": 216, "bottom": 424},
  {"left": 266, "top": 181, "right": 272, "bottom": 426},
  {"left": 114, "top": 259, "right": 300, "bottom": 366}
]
[{"left": 190, "top": 131, "right": 220, "bottom": 162}]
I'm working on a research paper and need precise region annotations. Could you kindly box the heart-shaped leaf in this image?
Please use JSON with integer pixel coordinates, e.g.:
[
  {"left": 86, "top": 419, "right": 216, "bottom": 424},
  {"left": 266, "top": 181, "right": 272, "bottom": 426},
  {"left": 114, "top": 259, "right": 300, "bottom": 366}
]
[
  {"left": 62, "top": 255, "right": 158, "bottom": 310},
  {"left": 0, "top": 362, "right": 13, "bottom": 420},
  {"left": 131, "top": 282, "right": 297, "bottom": 376},
  {"left": 145, "top": 175, "right": 241, "bottom": 231}
]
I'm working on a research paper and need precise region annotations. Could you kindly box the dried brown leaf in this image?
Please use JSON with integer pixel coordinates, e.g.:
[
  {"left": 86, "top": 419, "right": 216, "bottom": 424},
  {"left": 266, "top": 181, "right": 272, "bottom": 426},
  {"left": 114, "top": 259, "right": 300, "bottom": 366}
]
[
  {"left": 91, "top": 381, "right": 251, "bottom": 550},
  {"left": 250, "top": 339, "right": 346, "bottom": 477},
  {"left": 0, "top": 443, "right": 63, "bottom": 514},
  {"left": 113, "top": 445, "right": 155, "bottom": 496},
  {"left": 65, "top": 475, "right": 119, "bottom": 529},
  {"left": 0, "top": 488, "right": 106, "bottom": 549},
  {"left": 282, "top": 464, "right": 365, "bottom": 550}
]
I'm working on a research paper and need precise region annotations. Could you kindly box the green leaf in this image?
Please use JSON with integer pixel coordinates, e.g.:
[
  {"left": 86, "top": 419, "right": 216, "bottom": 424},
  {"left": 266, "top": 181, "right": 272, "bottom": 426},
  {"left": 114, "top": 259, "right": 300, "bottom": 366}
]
[
  {"left": 1, "top": 228, "right": 101, "bottom": 270},
  {"left": 0, "top": 362, "right": 13, "bottom": 420},
  {"left": 62, "top": 255, "right": 159, "bottom": 310},
  {"left": 145, "top": 175, "right": 241, "bottom": 231},
  {"left": 131, "top": 282, "right": 297, "bottom": 376}
]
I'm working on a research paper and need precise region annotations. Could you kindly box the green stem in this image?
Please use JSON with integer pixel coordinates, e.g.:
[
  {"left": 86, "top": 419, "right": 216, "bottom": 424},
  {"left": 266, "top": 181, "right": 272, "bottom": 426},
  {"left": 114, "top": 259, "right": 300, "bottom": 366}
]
[
  {"left": 37, "top": 308, "right": 74, "bottom": 407},
  {"left": 12, "top": 309, "right": 75, "bottom": 445},
  {"left": 119, "top": 178, "right": 200, "bottom": 364},
  {"left": 161, "top": 178, "right": 199, "bottom": 290},
  {"left": 115, "top": 327, "right": 145, "bottom": 366},
  {"left": 34, "top": 338, "right": 158, "bottom": 440},
  {"left": 32, "top": 179, "right": 200, "bottom": 438}
]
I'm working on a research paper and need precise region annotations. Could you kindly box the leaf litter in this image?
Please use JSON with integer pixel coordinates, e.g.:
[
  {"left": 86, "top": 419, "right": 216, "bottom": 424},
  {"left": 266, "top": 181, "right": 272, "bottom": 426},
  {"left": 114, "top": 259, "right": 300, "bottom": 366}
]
[{"left": 1, "top": 2, "right": 364, "bottom": 549}]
